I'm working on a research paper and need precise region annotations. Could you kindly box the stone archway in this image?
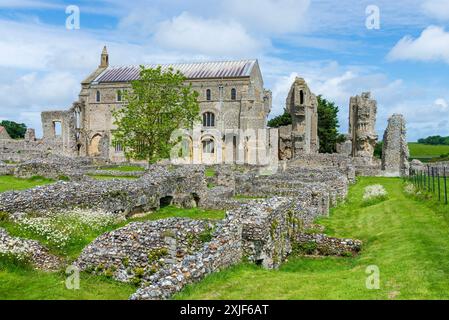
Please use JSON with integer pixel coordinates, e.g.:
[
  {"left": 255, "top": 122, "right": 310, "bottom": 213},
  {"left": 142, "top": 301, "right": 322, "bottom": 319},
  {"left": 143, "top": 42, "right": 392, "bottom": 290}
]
[{"left": 88, "top": 134, "right": 102, "bottom": 156}]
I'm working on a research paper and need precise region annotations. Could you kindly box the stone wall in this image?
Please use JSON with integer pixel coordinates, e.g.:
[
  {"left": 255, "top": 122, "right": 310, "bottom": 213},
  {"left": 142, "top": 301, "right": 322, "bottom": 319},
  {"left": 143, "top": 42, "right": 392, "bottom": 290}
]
[
  {"left": 0, "top": 165, "right": 207, "bottom": 216},
  {"left": 382, "top": 114, "right": 410, "bottom": 177},
  {"left": 75, "top": 218, "right": 216, "bottom": 284}
]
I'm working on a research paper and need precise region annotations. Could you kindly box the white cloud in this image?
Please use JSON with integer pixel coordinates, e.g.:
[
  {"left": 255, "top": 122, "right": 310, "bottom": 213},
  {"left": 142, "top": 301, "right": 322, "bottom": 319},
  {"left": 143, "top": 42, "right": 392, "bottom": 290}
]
[
  {"left": 222, "top": 0, "right": 310, "bottom": 34},
  {"left": 0, "top": 0, "right": 62, "bottom": 9},
  {"left": 153, "top": 12, "right": 268, "bottom": 57},
  {"left": 435, "top": 98, "right": 448, "bottom": 110},
  {"left": 388, "top": 26, "right": 449, "bottom": 64},
  {"left": 423, "top": 0, "right": 449, "bottom": 20}
]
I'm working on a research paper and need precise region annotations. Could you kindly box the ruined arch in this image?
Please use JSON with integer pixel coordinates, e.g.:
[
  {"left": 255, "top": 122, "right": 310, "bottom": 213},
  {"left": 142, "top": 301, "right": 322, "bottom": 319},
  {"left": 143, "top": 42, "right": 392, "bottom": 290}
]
[{"left": 88, "top": 133, "right": 102, "bottom": 156}]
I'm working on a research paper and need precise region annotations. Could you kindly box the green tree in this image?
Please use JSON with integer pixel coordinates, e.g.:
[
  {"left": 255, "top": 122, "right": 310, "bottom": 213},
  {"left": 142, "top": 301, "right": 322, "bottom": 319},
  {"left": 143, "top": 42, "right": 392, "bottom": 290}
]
[
  {"left": 374, "top": 141, "right": 383, "bottom": 159},
  {"left": 267, "top": 110, "right": 292, "bottom": 128},
  {"left": 112, "top": 66, "right": 200, "bottom": 164},
  {"left": 0, "top": 120, "right": 27, "bottom": 139},
  {"left": 317, "top": 95, "right": 342, "bottom": 153}
]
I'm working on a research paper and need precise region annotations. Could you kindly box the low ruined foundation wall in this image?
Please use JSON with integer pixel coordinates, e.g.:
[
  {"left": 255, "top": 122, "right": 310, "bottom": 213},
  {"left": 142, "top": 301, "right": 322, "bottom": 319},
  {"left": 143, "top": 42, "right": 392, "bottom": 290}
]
[{"left": 0, "top": 166, "right": 207, "bottom": 216}]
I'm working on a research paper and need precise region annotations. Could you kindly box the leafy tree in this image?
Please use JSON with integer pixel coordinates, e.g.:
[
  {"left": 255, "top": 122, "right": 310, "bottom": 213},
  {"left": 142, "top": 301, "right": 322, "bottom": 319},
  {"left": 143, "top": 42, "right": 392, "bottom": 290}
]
[
  {"left": 112, "top": 66, "right": 200, "bottom": 164},
  {"left": 267, "top": 110, "right": 292, "bottom": 128},
  {"left": 317, "top": 95, "right": 342, "bottom": 153},
  {"left": 0, "top": 120, "right": 27, "bottom": 139},
  {"left": 374, "top": 141, "right": 383, "bottom": 159},
  {"left": 417, "top": 135, "right": 449, "bottom": 145}
]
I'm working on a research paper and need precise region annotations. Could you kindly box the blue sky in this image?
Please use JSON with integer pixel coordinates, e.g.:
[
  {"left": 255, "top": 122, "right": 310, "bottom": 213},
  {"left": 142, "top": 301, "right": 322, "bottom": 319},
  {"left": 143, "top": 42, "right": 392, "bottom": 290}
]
[{"left": 0, "top": 0, "right": 448, "bottom": 141}]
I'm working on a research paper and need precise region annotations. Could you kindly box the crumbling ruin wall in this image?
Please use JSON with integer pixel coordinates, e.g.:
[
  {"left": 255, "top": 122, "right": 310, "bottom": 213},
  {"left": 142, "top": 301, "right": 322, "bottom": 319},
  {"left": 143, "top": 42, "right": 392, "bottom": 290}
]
[
  {"left": 382, "top": 114, "right": 410, "bottom": 177},
  {"left": 41, "top": 109, "right": 78, "bottom": 157},
  {"left": 0, "top": 166, "right": 207, "bottom": 216},
  {"left": 279, "top": 77, "right": 319, "bottom": 160}
]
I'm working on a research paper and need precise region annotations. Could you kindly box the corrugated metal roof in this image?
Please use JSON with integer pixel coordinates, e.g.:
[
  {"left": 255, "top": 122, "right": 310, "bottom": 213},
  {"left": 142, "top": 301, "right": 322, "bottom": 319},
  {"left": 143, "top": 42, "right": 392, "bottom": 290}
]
[{"left": 92, "top": 60, "right": 257, "bottom": 83}]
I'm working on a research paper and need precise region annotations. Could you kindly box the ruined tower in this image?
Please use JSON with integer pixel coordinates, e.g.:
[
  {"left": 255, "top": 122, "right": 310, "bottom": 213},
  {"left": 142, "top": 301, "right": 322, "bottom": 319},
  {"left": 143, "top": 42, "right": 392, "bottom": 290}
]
[
  {"left": 382, "top": 114, "right": 410, "bottom": 177},
  {"left": 285, "top": 77, "right": 319, "bottom": 157},
  {"left": 348, "top": 92, "right": 378, "bottom": 159}
]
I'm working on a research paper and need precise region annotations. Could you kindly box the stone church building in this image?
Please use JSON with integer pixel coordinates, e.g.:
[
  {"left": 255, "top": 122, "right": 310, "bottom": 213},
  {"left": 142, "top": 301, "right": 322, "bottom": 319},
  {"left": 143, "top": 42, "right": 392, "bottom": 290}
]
[{"left": 41, "top": 47, "right": 276, "bottom": 164}]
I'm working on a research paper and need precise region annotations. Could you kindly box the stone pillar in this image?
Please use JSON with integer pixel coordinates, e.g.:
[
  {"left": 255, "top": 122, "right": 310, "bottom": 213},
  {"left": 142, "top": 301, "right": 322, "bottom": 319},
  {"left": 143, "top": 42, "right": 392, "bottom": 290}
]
[
  {"left": 381, "top": 114, "right": 410, "bottom": 177},
  {"left": 348, "top": 92, "right": 378, "bottom": 160}
]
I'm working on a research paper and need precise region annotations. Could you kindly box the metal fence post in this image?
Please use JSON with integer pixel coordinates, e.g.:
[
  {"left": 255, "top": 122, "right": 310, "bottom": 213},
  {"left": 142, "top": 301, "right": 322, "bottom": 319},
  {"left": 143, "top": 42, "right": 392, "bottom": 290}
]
[
  {"left": 445, "top": 167, "right": 448, "bottom": 205},
  {"left": 438, "top": 168, "right": 441, "bottom": 201}
]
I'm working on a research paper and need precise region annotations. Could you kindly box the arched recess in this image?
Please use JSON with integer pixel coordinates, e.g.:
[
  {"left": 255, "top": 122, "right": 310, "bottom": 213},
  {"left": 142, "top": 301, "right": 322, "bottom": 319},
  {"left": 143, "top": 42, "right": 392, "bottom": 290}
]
[
  {"left": 88, "top": 133, "right": 102, "bottom": 156},
  {"left": 201, "top": 135, "right": 217, "bottom": 164}
]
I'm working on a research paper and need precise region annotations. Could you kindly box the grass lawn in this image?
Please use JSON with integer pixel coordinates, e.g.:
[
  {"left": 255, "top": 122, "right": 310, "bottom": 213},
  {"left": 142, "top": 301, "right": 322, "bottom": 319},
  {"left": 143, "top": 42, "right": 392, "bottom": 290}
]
[
  {"left": 0, "top": 205, "right": 225, "bottom": 260},
  {"left": 99, "top": 165, "right": 145, "bottom": 172},
  {"left": 0, "top": 175, "right": 54, "bottom": 193},
  {"left": 408, "top": 143, "right": 449, "bottom": 162},
  {"left": 87, "top": 174, "right": 140, "bottom": 180},
  {"left": 175, "top": 177, "right": 449, "bottom": 300},
  {"left": 0, "top": 256, "right": 135, "bottom": 300}
]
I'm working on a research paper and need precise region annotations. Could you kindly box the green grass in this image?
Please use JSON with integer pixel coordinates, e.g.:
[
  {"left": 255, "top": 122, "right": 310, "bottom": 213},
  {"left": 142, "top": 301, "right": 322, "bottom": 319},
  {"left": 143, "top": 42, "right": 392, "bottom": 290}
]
[
  {"left": 87, "top": 174, "right": 140, "bottom": 180},
  {"left": 409, "top": 143, "right": 449, "bottom": 162},
  {"left": 0, "top": 175, "right": 54, "bottom": 193},
  {"left": 205, "top": 167, "right": 216, "bottom": 177},
  {"left": 0, "top": 255, "right": 135, "bottom": 300},
  {"left": 0, "top": 205, "right": 224, "bottom": 300},
  {"left": 175, "top": 177, "right": 449, "bottom": 300},
  {"left": 0, "top": 205, "right": 225, "bottom": 261},
  {"left": 99, "top": 165, "right": 145, "bottom": 172}
]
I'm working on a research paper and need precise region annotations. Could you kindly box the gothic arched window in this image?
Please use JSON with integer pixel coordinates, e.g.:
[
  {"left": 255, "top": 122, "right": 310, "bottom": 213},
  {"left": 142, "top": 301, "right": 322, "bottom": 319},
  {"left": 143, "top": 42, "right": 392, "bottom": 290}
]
[
  {"left": 206, "top": 89, "right": 211, "bottom": 101},
  {"left": 117, "top": 90, "right": 122, "bottom": 102},
  {"left": 231, "top": 88, "right": 237, "bottom": 100},
  {"left": 300, "top": 90, "right": 304, "bottom": 105},
  {"left": 203, "top": 112, "right": 215, "bottom": 127},
  {"left": 96, "top": 90, "right": 101, "bottom": 102},
  {"left": 202, "top": 139, "right": 215, "bottom": 154}
]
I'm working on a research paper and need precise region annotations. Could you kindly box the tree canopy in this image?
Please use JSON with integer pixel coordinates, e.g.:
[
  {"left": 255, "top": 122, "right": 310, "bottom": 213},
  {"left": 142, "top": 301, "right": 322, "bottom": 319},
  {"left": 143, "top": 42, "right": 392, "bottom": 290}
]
[
  {"left": 0, "top": 120, "right": 27, "bottom": 139},
  {"left": 417, "top": 135, "right": 449, "bottom": 146},
  {"left": 267, "top": 110, "right": 292, "bottom": 128},
  {"left": 317, "top": 95, "right": 344, "bottom": 153},
  {"left": 112, "top": 66, "right": 200, "bottom": 164}
]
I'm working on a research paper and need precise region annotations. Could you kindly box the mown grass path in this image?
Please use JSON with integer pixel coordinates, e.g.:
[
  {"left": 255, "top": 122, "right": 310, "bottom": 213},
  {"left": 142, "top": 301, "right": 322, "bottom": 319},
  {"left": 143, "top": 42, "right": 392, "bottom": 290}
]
[{"left": 176, "top": 177, "right": 449, "bottom": 300}]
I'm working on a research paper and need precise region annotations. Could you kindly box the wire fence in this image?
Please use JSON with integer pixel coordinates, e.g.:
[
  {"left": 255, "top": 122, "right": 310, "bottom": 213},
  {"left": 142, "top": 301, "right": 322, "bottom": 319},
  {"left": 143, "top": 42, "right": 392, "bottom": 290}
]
[{"left": 407, "top": 166, "right": 448, "bottom": 205}]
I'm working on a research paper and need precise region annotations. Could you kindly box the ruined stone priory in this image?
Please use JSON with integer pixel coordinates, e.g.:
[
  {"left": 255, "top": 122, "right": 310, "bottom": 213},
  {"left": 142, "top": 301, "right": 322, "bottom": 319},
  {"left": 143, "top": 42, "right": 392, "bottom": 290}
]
[
  {"left": 278, "top": 77, "right": 319, "bottom": 160},
  {"left": 40, "top": 47, "right": 276, "bottom": 165}
]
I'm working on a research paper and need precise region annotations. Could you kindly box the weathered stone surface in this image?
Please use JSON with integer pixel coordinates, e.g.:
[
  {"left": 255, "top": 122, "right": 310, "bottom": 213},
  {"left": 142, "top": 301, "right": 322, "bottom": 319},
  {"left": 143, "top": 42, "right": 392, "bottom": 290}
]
[
  {"left": 282, "top": 77, "right": 319, "bottom": 159},
  {"left": 75, "top": 218, "right": 216, "bottom": 283},
  {"left": 0, "top": 228, "right": 62, "bottom": 271},
  {"left": 0, "top": 165, "right": 207, "bottom": 215},
  {"left": 348, "top": 92, "right": 378, "bottom": 160},
  {"left": 381, "top": 114, "right": 410, "bottom": 177},
  {"left": 295, "top": 233, "right": 362, "bottom": 257}
]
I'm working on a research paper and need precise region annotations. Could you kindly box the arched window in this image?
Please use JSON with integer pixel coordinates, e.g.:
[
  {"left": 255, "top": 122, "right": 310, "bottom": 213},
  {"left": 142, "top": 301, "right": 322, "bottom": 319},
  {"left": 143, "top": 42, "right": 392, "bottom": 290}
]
[
  {"left": 203, "top": 112, "right": 215, "bottom": 127},
  {"left": 206, "top": 89, "right": 211, "bottom": 101},
  {"left": 300, "top": 90, "right": 304, "bottom": 105},
  {"left": 202, "top": 139, "right": 215, "bottom": 154},
  {"left": 117, "top": 90, "right": 122, "bottom": 102},
  {"left": 96, "top": 90, "right": 101, "bottom": 102},
  {"left": 231, "top": 88, "right": 237, "bottom": 100}
]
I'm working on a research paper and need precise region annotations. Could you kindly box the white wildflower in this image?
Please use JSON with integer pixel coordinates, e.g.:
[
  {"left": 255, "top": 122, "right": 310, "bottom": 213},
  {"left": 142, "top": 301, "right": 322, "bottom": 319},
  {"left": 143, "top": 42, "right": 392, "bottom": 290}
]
[{"left": 363, "top": 184, "right": 388, "bottom": 201}]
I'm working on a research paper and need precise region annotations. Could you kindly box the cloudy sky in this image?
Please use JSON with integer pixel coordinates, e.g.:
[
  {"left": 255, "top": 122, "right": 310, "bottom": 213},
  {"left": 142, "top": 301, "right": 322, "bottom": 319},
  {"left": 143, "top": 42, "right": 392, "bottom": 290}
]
[{"left": 0, "top": 0, "right": 448, "bottom": 141}]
